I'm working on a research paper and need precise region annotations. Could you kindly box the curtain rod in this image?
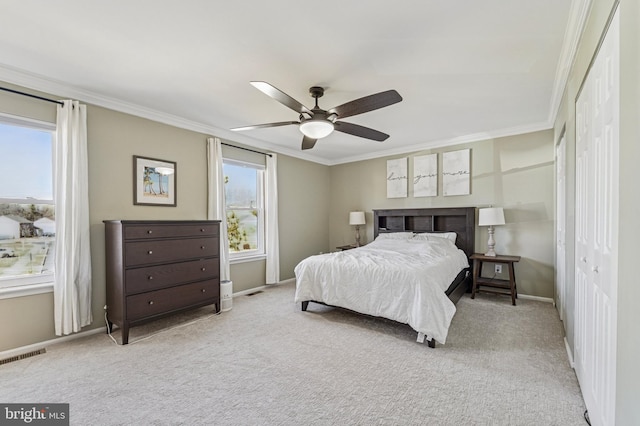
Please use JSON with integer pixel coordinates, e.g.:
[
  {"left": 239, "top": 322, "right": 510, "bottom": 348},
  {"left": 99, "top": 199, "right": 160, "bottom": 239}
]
[
  {"left": 0, "top": 86, "right": 64, "bottom": 106},
  {"left": 221, "top": 142, "right": 272, "bottom": 157}
]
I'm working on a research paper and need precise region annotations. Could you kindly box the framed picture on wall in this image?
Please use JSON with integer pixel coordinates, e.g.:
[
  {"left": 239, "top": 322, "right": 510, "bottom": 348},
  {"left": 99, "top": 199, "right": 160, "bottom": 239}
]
[{"left": 133, "top": 155, "right": 177, "bottom": 206}]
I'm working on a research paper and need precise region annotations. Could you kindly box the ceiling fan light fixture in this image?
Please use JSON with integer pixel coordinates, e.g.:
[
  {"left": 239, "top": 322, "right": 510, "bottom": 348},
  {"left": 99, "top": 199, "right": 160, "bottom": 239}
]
[{"left": 299, "top": 119, "right": 334, "bottom": 139}]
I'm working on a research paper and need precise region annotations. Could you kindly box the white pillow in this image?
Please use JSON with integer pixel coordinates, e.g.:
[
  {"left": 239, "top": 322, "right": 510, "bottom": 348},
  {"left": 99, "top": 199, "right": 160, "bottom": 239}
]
[
  {"left": 375, "top": 232, "right": 414, "bottom": 240},
  {"left": 412, "top": 232, "right": 457, "bottom": 243}
]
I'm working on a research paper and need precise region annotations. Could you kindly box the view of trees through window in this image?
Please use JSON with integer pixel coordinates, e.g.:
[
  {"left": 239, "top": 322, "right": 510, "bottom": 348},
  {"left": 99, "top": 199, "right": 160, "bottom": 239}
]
[
  {"left": 0, "top": 120, "right": 55, "bottom": 283},
  {"left": 223, "top": 161, "right": 263, "bottom": 255}
]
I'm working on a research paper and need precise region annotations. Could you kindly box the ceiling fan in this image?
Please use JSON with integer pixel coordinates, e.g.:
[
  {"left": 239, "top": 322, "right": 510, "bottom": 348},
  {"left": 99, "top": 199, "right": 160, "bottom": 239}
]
[{"left": 231, "top": 82, "right": 402, "bottom": 150}]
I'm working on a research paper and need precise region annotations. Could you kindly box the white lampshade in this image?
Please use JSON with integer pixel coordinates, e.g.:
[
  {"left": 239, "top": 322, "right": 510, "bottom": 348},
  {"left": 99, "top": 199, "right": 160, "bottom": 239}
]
[
  {"left": 478, "top": 207, "right": 505, "bottom": 226},
  {"left": 299, "top": 119, "right": 334, "bottom": 139},
  {"left": 349, "top": 211, "right": 366, "bottom": 226}
]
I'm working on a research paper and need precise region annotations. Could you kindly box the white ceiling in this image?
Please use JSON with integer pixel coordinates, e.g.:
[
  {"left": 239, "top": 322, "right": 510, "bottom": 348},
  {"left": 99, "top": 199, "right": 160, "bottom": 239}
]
[{"left": 0, "top": 1, "right": 578, "bottom": 165}]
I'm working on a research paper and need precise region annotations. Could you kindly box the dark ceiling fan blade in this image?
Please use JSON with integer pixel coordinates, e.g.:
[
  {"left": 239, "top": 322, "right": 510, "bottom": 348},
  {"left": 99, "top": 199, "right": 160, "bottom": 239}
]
[
  {"left": 301, "top": 136, "right": 318, "bottom": 150},
  {"left": 329, "top": 90, "right": 402, "bottom": 119},
  {"left": 250, "top": 81, "right": 312, "bottom": 115},
  {"left": 231, "top": 121, "right": 298, "bottom": 132},
  {"left": 334, "top": 121, "right": 389, "bottom": 141}
]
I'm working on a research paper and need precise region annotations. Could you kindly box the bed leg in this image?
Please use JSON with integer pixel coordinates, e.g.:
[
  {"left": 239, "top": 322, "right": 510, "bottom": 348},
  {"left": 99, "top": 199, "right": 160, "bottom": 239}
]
[
  {"left": 417, "top": 332, "right": 436, "bottom": 348},
  {"left": 301, "top": 301, "right": 309, "bottom": 311}
]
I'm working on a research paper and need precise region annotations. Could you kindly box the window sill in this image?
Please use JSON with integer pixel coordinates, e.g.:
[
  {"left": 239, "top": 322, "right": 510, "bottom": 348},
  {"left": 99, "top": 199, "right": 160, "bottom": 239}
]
[
  {"left": 0, "top": 282, "right": 54, "bottom": 300},
  {"left": 229, "top": 254, "right": 267, "bottom": 265}
]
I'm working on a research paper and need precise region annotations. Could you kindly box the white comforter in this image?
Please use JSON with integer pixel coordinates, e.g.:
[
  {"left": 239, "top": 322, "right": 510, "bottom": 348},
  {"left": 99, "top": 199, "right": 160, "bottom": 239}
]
[{"left": 294, "top": 237, "right": 469, "bottom": 344}]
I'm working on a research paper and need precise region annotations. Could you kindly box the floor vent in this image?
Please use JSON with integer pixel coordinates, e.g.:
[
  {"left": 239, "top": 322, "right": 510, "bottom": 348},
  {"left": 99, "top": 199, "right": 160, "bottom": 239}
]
[
  {"left": 246, "top": 291, "right": 263, "bottom": 296},
  {"left": 0, "top": 348, "right": 46, "bottom": 365}
]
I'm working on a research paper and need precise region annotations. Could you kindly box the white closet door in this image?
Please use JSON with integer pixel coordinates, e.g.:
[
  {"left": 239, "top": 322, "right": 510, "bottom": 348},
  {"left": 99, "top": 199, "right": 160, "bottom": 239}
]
[
  {"left": 574, "top": 9, "right": 619, "bottom": 426},
  {"left": 555, "top": 136, "right": 567, "bottom": 323}
]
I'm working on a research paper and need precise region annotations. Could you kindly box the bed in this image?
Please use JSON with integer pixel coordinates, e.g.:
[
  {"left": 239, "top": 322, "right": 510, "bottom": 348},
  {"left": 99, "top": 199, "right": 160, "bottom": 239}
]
[{"left": 294, "top": 207, "right": 476, "bottom": 347}]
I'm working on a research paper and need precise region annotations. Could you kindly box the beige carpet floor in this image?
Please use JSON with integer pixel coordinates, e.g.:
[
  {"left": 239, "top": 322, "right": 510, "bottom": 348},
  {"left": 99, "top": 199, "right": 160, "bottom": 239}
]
[{"left": 0, "top": 282, "right": 586, "bottom": 425}]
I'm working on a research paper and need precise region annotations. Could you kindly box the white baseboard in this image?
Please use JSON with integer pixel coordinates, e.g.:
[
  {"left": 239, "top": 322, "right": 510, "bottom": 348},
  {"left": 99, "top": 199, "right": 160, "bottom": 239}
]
[
  {"left": 231, "top": 278, "right": 295, "bottom": 298},
  {"left": 518, "top": 294, "right": 554, "bottom": 303},
  {"left": 564, "top": 336, "right": 575, "bottom": 368},
  {"left": 0, "top": 327, "right": 105, "bottom": 362}
]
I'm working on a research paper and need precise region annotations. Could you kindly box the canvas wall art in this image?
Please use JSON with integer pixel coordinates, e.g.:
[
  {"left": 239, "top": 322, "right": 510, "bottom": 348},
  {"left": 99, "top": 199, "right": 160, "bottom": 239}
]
[
  {"left": 413, "top": 154, "right": 438, "bottom": 197},
  {"left": 442, "top": 149, "right": 470, "bottom": 196},
  {"left": 386, "top": 157, "right": 408, "bottom": 198}
]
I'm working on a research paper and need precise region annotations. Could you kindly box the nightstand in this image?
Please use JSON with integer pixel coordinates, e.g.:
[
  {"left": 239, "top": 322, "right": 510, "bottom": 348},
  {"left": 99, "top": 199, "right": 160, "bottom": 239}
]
[
  {"left": 470, "top": 253, "right": 521, "bottom": 305},
  {"left": 336, "top": 244, "right": 359, "bottom": 251}
]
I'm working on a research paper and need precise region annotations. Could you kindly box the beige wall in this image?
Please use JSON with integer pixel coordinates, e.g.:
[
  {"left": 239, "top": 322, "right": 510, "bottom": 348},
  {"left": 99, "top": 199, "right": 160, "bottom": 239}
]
[
  {"left": 278, "top": 152, "right": 331, "bottom": 278},
  {"left": 618, "top": 0, "right": 640, "bottom": 421},
  {"left": 0, "top": 292, "right": 55, "bottom": 350},
  {"left": 330, "top": 130, "right": 555, "bottom": 298},
  {"left": 0, "top": 83, "right": 330, "bottom": 352}
]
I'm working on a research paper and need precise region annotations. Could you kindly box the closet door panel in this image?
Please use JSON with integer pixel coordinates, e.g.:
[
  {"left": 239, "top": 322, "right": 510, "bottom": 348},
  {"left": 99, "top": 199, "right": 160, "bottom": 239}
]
[{"left": 573, "top": 9, "right": 618, "bottom": 426}]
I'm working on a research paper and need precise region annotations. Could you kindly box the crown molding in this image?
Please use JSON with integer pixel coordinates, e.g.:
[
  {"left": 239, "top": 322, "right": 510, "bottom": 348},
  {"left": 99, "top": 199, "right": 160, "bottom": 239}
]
[
  {"left": 547, "top": 0, "right": 593, "bottom": 124},
  {"left": 327, "top": 121, "right": 552, "bottom": 165}
]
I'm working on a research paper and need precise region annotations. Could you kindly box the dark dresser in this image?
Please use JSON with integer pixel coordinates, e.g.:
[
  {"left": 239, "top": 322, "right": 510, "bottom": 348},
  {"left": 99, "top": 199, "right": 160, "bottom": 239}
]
[{"left": 104, "top": 220, "right": 221, "bottom": 344}]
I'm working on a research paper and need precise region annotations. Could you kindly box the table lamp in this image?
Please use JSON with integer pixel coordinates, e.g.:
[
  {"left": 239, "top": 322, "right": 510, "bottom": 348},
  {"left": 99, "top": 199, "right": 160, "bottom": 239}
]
[
  {"left": 349, "top": 211, "right": 366, "bottom": 247},
  {"left": 478, "top": 207, "right": 505, "bottom": 256}
]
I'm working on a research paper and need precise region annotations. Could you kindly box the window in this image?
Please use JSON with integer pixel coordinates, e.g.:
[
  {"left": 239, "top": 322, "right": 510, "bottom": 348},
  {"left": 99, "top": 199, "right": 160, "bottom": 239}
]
[
  {"left": 223, "top": 159, "right": 265, "bottom": 260},
  {"left": 0, "top": 114, "right": 55, "bottom": 291}
]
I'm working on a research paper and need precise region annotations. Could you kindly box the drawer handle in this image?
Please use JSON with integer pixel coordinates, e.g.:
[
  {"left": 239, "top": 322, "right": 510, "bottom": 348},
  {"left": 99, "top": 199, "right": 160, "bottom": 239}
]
[
  {"left": 148, "top": 301, "right": 154, "bottom": 305},
  {"left": 200, "top": 228, "right": 205, "bottom": 232},
  {"left": 148, "top": 276, "right": 153, "bottom": 280},
  {"left": 201, "top": 289, "right": 206, "bottom": 293},
  {"left": 201, "top": 246, "right": 205, "bottom": 249},
  {"left": 201, "top": 267, "right": 206, "bottom": 271},
  {"left": 147, "top": 230, "right": 153, "bottom": 234},
  {"left": 148, "top": 250, "right": 153, "bottom": 255}
]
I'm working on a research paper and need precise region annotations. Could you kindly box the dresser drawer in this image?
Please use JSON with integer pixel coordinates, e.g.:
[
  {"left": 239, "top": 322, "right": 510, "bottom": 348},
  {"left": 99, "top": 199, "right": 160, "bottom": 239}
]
[
  {"left": 125, "top": 258, "right": 220, "bottom": 295},
  {"left": 126, "top": 280, "right": 219, "bottom": 321},
  {"left": 125, "top": 237, "right": 218, "bottom": 267},
  {"left": 124, "top": 223, "right": 218, "bottom": 240}
]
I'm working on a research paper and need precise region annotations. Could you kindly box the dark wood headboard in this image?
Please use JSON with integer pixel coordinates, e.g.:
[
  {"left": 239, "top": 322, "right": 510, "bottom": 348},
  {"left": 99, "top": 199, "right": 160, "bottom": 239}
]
[{"left": 373, "top": 207, "right": 476, "bottom": 258}]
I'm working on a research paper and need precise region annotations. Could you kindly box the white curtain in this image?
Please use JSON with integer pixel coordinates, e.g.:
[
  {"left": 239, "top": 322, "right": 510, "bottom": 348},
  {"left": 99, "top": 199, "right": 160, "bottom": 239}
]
[
  {"left": 265, "top": 153, "right": 280, "bottom": 284},
  {"left": 206, "top": 137, "right": 230, "bottom": 281},
  {"left": 53, "top": 100, "right": 92, "bottom": 336}
]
